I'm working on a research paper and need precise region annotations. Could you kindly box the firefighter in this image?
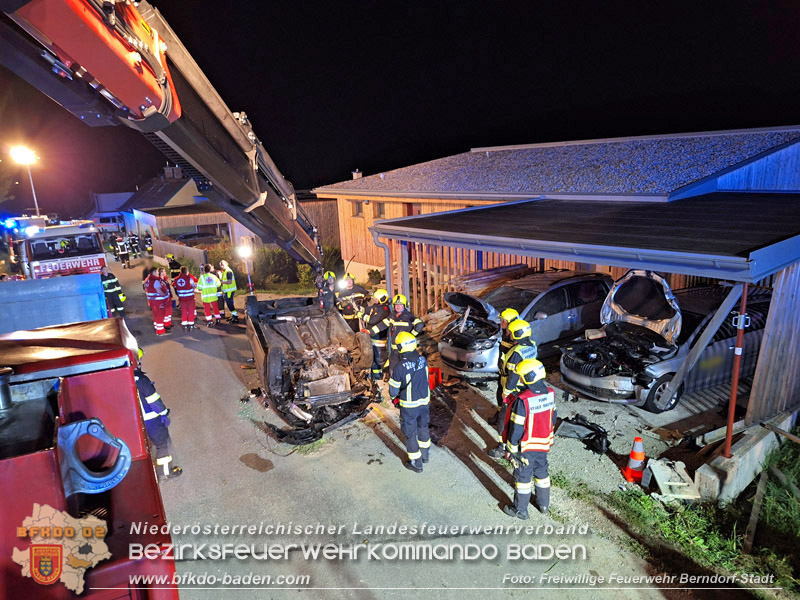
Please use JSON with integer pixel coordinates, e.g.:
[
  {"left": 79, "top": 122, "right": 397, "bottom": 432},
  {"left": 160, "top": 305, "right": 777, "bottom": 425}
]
[
  {"left": 371, "top": 294, "right": 424, "bottom": 372},
  {"left": 144, "top": 267, "right": 171, "bottom": 335},
  {"left": 173, "top": 266, "right": 198, "bottom": 330},
  {"left": 488, "top": 319, "right": 538, "bottom": 458},
  {"left": 197, "top": 264, "right": 222, "bottom": 326},
  {"left": 388, "top": 331, "right": 431, "bottom": 473},
  {"left": 135, "top": 349, "right": 182, "bottom": 480},
  {"left": 335, "top": 272, "right": 368, "bottom": 332},
  {"left": 501, "top": 359, "right": 554, "bottom": 518},
  {"left": 166, "top": 254, "right": 182, "bottom": 280},
  {"left": 100, "top": 265, "right": 126, "bottom": 317},
  {"left": 128, "top": 234, "right": 141, "bottom": 259},
  {"left": 219, "top": 260, "right": 239, "bottom": 324},
  {"left": 318, "top": 270, "right": 337, "bottom": 314},
  {"left": 116, "top": 236, "right": 130, "bottom": 269},
  {"left": 489, "top": 307, "right": 521, "bottom": 426},
  {"left": 362, "top": 288, "right": 391, "bottom": 380},
  {"left": 144, "top": 234, "right": 153, "bottom": 256}
]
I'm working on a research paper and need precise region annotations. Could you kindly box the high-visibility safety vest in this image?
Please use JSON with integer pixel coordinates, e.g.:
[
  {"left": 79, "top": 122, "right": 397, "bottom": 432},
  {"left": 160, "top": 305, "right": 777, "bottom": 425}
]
[
  {"left": 197, "top": 273, "right": 221, "bottom": 303},
  {"left": 500, "top": 341, "right": 538, "bottom": 396},
  {"left": 173, "top": 274, "right": 197, "bottom": 298},
  {"left": 101, "top": 273, "right": 121, "bottom": 296},
  {"left": 503, "top": 385, "right": 556, "bottom": 454},
  {"left": 388, "top": 352, "right": 430, "bottom": 408},
  {"left": 151, "top": 278, "right": 170, "bottom": 302},
  {"left": 221, "top": 268, "right": 237, "bottom": 294},
  {"left": 144, "top": 276, "right": 160, "bottom": 303}
]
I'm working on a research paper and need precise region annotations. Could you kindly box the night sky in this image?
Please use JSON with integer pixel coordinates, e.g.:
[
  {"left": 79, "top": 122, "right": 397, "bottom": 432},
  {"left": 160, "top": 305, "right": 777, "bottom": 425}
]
[{"left": 1, "top": 2, "right": 799, "bottom": 218}]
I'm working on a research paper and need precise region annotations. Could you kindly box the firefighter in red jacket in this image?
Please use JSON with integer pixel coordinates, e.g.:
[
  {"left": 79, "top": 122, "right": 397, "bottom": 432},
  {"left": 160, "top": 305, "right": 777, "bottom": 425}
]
[
  {"left": 501, "top": 358, "right": 555, "bottom": 519},
  {"left": 172, "top": 266, "right": 198, "bottom": 331}
]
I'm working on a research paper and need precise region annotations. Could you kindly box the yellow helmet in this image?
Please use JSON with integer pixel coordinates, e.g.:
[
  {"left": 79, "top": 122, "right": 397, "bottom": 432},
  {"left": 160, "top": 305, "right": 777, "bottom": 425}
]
[
  {"left": 508, "top": 318, "right": 532, "bottom": 341},
  {"left": 323, "top": 270, "right": 335, "bottom": 280},
  {"left": 373, "top": 289, "right": 389, "bottom": 303},
  {"left": 137, "top": 348, "right": 144, "bottom": 360},
  {"left": 344, "top": 272, "right": 355, "bottom": 281},
  {"left": 393, "top": 294, "right": 408, "bottom": 307},
  {"left": 395, "top": 331, "right": 418, "bottom": 352},
  {"left": 166, "top": 254, "right": 174, "bottom": 260},
  {"left": 515, "top": 359, "right": 546, "bottom": 385},
  {"left": 500, "top": 308, "right": 519, "bottom": 323}
]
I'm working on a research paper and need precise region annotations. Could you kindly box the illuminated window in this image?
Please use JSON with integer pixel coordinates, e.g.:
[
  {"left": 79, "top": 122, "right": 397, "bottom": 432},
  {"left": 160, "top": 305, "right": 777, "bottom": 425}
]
[
  {"left": 374, "top": 202, "right": 386, "bottom": 219},
  {"left": 351, "top": 200, "right": 363, "bottom": 217}
]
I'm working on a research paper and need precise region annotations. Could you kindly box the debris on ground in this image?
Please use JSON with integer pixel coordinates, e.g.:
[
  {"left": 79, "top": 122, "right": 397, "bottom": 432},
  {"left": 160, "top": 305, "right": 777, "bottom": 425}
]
[
  {"left": 556, "top": 414, "right": 610, "bottom": 455},
  {"left": 642, "top": 458, "right": 701, "bottom": 502}
]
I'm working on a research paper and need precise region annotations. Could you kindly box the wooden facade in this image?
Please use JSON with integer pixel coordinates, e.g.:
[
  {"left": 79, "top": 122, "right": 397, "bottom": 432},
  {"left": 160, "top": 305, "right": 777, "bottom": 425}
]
[{"left": 298, "top": 198, "right": 340, "bottom": 247}]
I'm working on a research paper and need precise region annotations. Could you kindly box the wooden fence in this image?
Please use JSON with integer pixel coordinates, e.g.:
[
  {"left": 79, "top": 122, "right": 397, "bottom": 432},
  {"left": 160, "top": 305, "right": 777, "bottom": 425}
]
[{"left": 153, "top": 240, "right": 207, "bottom": 267}]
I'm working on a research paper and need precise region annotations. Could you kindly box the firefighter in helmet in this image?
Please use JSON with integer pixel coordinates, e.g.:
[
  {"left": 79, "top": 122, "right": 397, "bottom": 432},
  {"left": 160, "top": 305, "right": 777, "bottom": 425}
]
[
  {"left": 335, "top": 272, "right": 367, "bottom": 332},
  {"left": 370, "top": 293, "right": 424, "bottom": 372},
  {"left": 501, "top": 359, "right": 555, "bottom": 518},
  {"left": 318, "top": 270, "right": 337, "bottom": 314},
  {"left": 488, "top": 318, "right": 538, "bottom": 458},
  {"left": 362, "top": 288, "right": 391, "bottom": 380},
  {"left": 388, "top": 331, "right": 431, "bottom": 473}
]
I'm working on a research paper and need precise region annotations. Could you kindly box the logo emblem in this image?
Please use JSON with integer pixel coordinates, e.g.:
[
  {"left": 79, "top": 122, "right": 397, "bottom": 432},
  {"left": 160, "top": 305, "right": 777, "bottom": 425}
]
[{"left": 31, "top": 545, "right": 62, "bottom": 585}]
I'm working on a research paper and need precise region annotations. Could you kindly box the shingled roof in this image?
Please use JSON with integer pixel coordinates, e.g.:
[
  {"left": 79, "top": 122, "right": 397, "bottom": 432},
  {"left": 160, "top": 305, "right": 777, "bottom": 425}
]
[{"left": 314, "top": 127, "right": 800, "bottom": 200}]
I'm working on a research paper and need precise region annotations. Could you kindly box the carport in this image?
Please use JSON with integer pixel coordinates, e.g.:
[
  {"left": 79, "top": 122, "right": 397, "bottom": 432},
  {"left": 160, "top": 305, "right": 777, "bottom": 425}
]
[{"left": 370, "top": 191, "right": 800, "bottom": 498}]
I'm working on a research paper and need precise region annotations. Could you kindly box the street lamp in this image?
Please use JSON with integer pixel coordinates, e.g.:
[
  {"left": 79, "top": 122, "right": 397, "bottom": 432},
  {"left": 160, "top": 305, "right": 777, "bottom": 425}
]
[
  {"left": 237, "top": 245, "right": 255, "bottom": 295},
  {"left": 10, "top": 146, "right": 40, "bottom": 216}
]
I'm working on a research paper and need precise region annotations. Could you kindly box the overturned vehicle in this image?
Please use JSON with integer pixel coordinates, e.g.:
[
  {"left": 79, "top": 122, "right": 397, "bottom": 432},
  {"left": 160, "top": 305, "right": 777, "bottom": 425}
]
[
  {"left": 559, "top": 270, "right": 770, "bottom": 413},
  {"left": 245, "top": 297, "right": 378, "bottom": 444}
]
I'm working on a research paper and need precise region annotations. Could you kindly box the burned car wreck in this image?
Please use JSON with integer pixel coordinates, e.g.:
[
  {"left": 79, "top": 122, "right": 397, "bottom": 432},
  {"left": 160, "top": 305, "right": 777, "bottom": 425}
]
[
  {"left": 560, "top": 270, "right": 770, "bottom": 413},
  {"left": 245, "top": 297, "right": 378, "bottom": 444}
]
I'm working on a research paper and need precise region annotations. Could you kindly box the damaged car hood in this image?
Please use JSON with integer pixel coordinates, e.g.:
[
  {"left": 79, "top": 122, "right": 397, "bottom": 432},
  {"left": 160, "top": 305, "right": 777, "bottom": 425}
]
[
  {"left": 600, "top": 270, "right": 682, "bottom": 345},
  {"left": 443, "top": 292, "right": 499, "bottom": 321}
]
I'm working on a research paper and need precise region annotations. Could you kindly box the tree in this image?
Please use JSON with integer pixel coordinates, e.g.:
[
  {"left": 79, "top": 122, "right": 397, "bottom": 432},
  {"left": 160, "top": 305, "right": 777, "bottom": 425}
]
[{"left": 0, "top": 160, "right": 16, "bottom": 206}]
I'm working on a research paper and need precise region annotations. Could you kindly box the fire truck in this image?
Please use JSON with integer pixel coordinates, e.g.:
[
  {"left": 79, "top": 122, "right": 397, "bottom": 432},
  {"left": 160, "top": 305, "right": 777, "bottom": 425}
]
[{"left": 11, "top": 221, "right": 106, "bottom": 279}]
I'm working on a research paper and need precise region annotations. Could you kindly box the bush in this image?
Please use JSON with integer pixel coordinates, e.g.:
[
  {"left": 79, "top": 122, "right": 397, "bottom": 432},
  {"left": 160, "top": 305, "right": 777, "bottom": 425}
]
[
  {"left": 322, "top": 246, "right": 343, "bottom": 276},
  {"left": 297, "top": 263, "right": 315, "bottom": 286},
  {"left": 253, "top": 246, "right": 298, "bottom": 284},
  {"left": 176, "top": 256, "right": 200, "bottom": 277},
  {"left": 368, "top": 269, "right": 382, "bottom": 285}
]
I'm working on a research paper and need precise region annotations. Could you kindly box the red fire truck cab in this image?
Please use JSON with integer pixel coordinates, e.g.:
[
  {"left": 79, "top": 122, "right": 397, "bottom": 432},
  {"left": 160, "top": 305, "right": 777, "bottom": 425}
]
[{"left": 11, "top": 222, "right": 106, "bottom": 279}]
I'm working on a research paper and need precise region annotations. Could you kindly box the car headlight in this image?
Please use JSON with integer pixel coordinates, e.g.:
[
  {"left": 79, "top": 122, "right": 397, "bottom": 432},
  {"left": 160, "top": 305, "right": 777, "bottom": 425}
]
[{"left": 468, "top": 339, "right": 496, "bottom": 351}]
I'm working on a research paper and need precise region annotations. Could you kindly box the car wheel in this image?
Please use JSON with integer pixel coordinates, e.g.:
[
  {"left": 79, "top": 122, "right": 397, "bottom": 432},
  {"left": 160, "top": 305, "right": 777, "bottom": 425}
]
[{"left": 643, "top": 374, "right": 683, "bottom": 413}]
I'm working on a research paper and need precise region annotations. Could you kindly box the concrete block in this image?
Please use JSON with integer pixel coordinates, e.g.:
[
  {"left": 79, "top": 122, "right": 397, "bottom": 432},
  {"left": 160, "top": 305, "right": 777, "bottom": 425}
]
[
  {"left": 695, "top": 411, "right": 795, "bottom": 504},
  {"left": 643, "top": 458, "right": 701, "bottom": 502}
]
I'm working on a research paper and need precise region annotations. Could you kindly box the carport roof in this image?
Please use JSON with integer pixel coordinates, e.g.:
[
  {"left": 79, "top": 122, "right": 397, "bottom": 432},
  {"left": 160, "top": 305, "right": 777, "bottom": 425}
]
[{"left": 370, "top": 192, "right": 800, "bottom": 282}]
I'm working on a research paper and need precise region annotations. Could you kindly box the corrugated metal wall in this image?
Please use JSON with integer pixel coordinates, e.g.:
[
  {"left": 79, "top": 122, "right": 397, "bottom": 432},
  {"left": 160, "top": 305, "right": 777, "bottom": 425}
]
[{"left": 745, "top": 261, "right": 800, "bottom": 424}]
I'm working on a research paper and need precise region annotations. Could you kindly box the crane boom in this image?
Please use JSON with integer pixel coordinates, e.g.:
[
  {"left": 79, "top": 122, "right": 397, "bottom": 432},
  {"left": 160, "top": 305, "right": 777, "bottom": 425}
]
[{"left": 0, "top": 0, "right": 322, "bottom": 266}]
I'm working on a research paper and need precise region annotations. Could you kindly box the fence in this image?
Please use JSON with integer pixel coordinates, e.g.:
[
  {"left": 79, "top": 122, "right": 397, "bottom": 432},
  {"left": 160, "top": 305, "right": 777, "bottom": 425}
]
[{"left": 152, "top": 239, "right": 207, "bottom": 267}]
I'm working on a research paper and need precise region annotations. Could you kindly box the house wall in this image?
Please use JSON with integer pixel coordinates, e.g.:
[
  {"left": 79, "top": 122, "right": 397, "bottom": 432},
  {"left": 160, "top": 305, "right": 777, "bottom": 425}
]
[
  {"left": 299, "top": 199, "right": 340, "bottom": 246},
  {"left": 716, "top": 143, "right": 800, "bottom": 191}
]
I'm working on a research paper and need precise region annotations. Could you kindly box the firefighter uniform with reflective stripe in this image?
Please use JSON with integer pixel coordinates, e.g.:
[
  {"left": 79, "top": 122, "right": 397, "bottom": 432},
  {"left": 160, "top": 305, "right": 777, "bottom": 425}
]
[
  {"left": 197, "top": 272, "right": 222, "bottom": 322},
  {"left": 496, "top": 340, "right": 538, "bottom": 440},
  {"left": 220, "top": 267, "right": 238, "bottom": 319},
  {"left": 388, "top": 347, "right": 431, "bottom": 471},
  {"left": 503, "top": 380, "right": 555, "bottom": 515},
  {"left": 173, "top": 272, "right": 198, "bottom": 327},
  {"left": 134, "top": 367, "right": 178, "bottom": 478},
  {"left": 336, "top": 284, "right": 368, "bottom": 332},
  {"left": 101, "top": 271, "right": 125, "bottom": 315},
  {"left": 372, "top": 308, "right": 424, "bottom": 371},
  {"left": 364, "top": 300, "right": 391, "bottom": 379},
  {"left": 168, "top": 257, "right": 182, "bottom": 280}
]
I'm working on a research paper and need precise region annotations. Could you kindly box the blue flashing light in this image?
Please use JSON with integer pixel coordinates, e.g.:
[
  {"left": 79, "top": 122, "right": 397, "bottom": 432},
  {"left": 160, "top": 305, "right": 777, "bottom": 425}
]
[{"left": 3, "top": 218, "right": 15, "bottom": 229}]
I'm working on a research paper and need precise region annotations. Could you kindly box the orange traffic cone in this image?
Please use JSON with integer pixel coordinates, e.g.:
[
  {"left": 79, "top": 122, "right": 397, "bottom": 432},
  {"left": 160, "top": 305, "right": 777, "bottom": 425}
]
[{"left": 622, "top": 436, "right": 646, "bottom": 483}]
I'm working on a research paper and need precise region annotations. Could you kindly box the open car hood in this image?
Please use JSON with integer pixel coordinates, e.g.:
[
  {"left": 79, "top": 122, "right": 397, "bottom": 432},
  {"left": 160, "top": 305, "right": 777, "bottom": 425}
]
[
  {"left": 443, "top": 292, "right": 498, "bottom": 321},
  {"left": 600, "top": 270, "right": 682, "bottom": 344}
]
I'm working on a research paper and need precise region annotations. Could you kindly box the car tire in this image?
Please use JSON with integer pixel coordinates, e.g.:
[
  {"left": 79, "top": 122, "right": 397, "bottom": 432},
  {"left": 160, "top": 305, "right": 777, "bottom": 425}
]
[{"left": 643, "top": 374, "right": 683, "bottom": 413}]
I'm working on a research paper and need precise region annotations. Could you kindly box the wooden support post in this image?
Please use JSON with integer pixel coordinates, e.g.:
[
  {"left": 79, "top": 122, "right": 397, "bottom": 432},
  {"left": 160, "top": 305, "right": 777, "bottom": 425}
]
[{"left": 743, "top": 470, "right": 768, "bottom": 554}]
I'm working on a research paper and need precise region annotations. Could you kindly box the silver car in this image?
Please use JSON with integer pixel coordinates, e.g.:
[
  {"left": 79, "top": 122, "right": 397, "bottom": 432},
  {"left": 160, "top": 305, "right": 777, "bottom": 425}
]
[
  {"left": 438, "top": 271, "right": 612, "bottom": 373},
  {"left": 559, "top": 270, "right": 771, "bottom": 412}
]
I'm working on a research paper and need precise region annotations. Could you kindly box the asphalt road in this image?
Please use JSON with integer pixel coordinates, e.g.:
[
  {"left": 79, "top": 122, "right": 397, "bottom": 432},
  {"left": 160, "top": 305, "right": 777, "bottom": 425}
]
[{"left": 113, "top": 258, "right": 741, "bottom": 600}]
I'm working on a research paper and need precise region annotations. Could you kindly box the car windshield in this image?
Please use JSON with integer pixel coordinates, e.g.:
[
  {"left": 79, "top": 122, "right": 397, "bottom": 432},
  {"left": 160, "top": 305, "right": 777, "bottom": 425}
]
[
  {"left": 29, "top": 234, "right": 102, "bottom": 260},
  {"left": 482, "top": 286, "right": 539, "bottom": 314}
]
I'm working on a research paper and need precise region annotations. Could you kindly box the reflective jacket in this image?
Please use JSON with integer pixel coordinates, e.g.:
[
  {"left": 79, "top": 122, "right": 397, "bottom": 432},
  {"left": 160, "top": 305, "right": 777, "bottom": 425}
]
[
  {"left": 168, "top": 259, "right": 182, "bottom": 280},
  {"left": 221, "top": 267, "right": 237, "bottom": 294},
  {"left": 144, "top": 276, "right": 160, "bottom": 304},
  {"left": 116, "top": 240, "right": 129, "bottom": 255},
  {"left": 197, "top": 273, "right": 221, "bottom": 303},
  {"left": 500, "top": 340, "right": 539, "bottom": 397},
  {"left": 498, "top": 329, "right": 514, "bottom": 368},
  {"left": 173, "top": 273, "right": 197, "bottom": 298},
  {"left": 388, "top": 351, "right": 430, "bottom": 408},
  {"left": 364, "top": 302, "right": 391, "bottom": 345},
  {"left": 336, "top": 285, "right": 367, "bottom": 319},
  {"left": 134, "top": 368, "right": 169, "bottom": 422},
  {"left": 503, "top": 382, "right": 556, "bottom": 454},
  {"left": 100, "top": 272, "right": 121, "bottom": 298},
  {"left": 371, "top": 308, "right": 424, "bottom": 340},
  {"left": 152, "top": 278, "right": 171, "bottom": 303}
]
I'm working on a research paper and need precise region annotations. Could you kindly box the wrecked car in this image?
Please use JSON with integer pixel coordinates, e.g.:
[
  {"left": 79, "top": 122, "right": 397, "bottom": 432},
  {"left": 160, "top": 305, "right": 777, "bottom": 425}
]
[
  {"left": 245, "top": 297, "right": 378, "bottom": 444},
  {"left": 559, "top": 270, "right": 770, "bottom": 413},
  {"left": 438, "top": 271, "right": 612, "bottom": 372}
]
